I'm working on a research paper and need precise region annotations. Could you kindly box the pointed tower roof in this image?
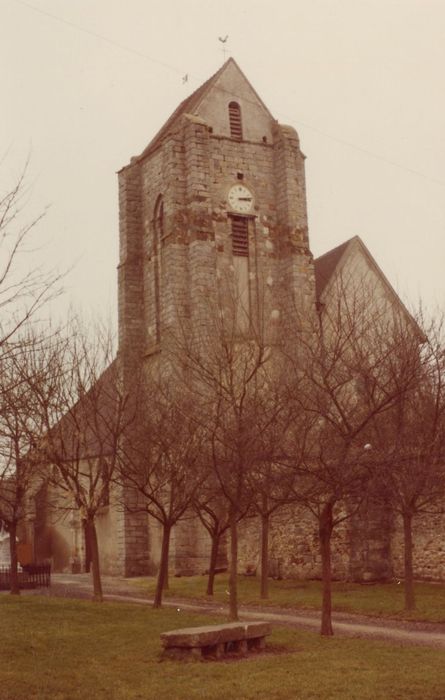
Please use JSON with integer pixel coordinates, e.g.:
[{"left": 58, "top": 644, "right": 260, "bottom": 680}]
[{"left": 138, "top": 58, "right": 275, "bottom": 160}]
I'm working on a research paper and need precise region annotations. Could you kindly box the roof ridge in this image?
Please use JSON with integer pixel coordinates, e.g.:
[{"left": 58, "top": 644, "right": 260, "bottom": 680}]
[
  {"left": 313, "top": 238, "right": 355, "bottom": 300},
  {"left": 314, "top": 236, "right": 356, "bottom": 262}
]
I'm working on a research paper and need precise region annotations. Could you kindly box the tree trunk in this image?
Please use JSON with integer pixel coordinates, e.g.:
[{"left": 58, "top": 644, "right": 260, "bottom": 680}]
[
  {"left": 402, "top": 510, "right": 415, "bottom": 610},
  {"left": 163, "top": 546, "right": 169, "bottom": 591},
  {"left": 206, "top": 531, "right": 220, "bottom": 596},
  {"left": 153, "top": 522, "right": 171, "bottom": 609},
  {"left": 85, "top": 518, "right": 103, "bottom": 602},
  {"left": 260, "top": 509, "right": 269, "bottom": 599},
  {"left": 228, "top": 506, "right": 239, "bottom": 621},
  {"left": 319, "top": 502, "right": 334, "bottom": 636},
  {"left": 9, "top": 522, "right": 20, "bottom": 596},
  {"left": 83, "top": 519, "right": 91, "bottom": 573}
]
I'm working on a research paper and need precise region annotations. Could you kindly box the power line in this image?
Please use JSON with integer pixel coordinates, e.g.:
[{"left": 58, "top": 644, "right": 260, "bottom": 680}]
[
  {"left": 286, "top": 119, "right": 445, "bottom": 188},
  {"left": 11, "top": 0, "right": 183, "bottom": 76},
  {"left": 9, "top": 0, "right": 445, "bottom": 188}
]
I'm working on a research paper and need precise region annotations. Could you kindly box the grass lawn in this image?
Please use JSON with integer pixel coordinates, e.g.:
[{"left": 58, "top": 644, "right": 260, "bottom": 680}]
[
  {"left": 130, "top": 573, "right": 445, "bottom": 623},
  {"left": 0, "top": 596, "right": 444, "bottom": 700}
]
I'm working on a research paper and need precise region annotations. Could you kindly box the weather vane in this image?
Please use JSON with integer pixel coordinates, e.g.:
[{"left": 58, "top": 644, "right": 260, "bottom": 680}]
[{"left": 218, "top": 35, "right": 229, "bottom": 61}]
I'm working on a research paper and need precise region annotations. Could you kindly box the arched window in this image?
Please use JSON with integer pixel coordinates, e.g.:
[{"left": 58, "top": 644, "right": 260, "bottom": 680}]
[
  {"left": 153, "top": 196, "right": 163, "bottom": 343},
  {"left": 154, "top": 196, "right": 164, "bottom": 239},
  {"left": 228, "top": 101, "right": 243, "bottom": 140}
]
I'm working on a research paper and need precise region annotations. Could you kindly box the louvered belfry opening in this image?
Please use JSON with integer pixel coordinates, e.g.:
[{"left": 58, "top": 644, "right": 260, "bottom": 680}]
[
  {"left": 228, "top": 101, "right": 243, "bottom": 140},
  {"left": 231, "top": 216, "right": 249, "bottom": 257}
]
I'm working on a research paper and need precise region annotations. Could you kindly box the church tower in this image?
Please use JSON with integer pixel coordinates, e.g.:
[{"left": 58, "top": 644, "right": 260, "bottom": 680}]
[{"left": 117, "top": 58, "right": 315, "bottom": 575}]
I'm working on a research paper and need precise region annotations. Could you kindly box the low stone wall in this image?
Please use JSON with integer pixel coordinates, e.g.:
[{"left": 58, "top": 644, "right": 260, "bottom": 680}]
[
  {"left": 391, "top": 511, "right": 445, "bottom": 582},
  {"left": 237, "top": 504, "right": 352, "bottom": 581}
]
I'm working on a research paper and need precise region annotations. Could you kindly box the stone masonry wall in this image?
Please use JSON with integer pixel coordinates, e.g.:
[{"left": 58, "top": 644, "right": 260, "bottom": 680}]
[
  {"left": 118, "top": 93, "right": 315, "bottom": 575},
  {"left": 238, "top": 495, "right": 396, "bottom": 584},
  {"left": 391, "top": 511, "right": 445, "bottom": 582},
  {"left": 238, "top": 505, "right": 352, "bottom": 581},
  {"left": 126, "top": 110, "right": 315, "bottom": 355},
  {"left": 117, "top": 161, "right": 150, "bottom": 576}
]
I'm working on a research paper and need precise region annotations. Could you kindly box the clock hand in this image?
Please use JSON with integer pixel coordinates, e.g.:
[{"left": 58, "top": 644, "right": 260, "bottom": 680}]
[{"left": 238, "top": 197, "right": 252, "bottom": 201}]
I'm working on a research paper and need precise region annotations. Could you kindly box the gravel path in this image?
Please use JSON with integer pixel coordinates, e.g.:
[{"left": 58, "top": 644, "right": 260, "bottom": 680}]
[{"left": 29, "top": 573, "right": 445, "bottom": 649}]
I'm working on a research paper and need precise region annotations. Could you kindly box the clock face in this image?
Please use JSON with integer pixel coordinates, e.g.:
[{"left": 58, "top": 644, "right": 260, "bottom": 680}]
[{"left": 228, "top": 184, "right": 254, "bottom": 214}]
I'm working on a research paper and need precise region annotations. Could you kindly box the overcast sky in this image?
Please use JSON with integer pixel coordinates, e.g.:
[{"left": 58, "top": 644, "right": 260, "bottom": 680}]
[{"left": 2, "top": 0, "right": 444, "bottom": 324}]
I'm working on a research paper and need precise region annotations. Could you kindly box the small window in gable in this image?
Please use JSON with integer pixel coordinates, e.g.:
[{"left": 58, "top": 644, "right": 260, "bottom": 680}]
[{"left": 228, "top": 101, "right": 243, "bottom": 140}]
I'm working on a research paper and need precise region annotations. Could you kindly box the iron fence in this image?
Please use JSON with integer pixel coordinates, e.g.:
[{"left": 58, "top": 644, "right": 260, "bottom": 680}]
[{"left": 0, "top": 564, "right": 51, "bottom": 590}]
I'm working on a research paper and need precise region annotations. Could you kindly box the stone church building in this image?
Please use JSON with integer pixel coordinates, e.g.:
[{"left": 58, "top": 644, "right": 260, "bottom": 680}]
[{"left": 33, "top": 59, "right": 445, "bottom": 582}]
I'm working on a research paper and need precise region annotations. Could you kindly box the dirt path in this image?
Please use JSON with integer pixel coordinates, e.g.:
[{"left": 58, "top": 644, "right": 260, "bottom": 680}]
[{"left": 31, "top": 573, "right": 445, "bottom": 649}]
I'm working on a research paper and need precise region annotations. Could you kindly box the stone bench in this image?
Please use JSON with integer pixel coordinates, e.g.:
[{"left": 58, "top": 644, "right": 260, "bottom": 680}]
[{"left": 160, "top": 621, "right": 272, "bottom": 660}]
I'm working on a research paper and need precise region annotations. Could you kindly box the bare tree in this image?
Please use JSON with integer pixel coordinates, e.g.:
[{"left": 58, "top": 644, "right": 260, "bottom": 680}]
[
  {"left": 0, "top": 161, "right": 62, "bottom": 345},
  {"left": 36, "top": 320, "right": 133, "bottom": 602},
  {"left": 193, "top": 481, "right": 230, "bottom": 597},
  {"left": 0, "top": 161, "right": 64, "bottom": 594},
  {"left": 167, "top": 283, "right": 272, "bottom": 620},
  {"left": 369, "top": 314, "right": 445, "bottom": 610},
  {"left": 247, "top": 383, "right": 299, "bottom": 599},
  {"left": 119, "top": 367, "right": 206, "bottom": 609},
  {"left": 283, "top": 275, "right": 421, "bottom": 635},
  {"left": 193, "top": 476, "right": 255, "bottom": 597},
  {"left": 0, "top": 334, "right": 52, "bottom": 593}
]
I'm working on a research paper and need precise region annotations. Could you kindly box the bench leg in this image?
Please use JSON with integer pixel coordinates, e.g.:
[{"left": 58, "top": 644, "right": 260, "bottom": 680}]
[
  {"left": 163, "top": 646, "right": 203, "bottom": 660},
  {"left": 214, "top": 643, "right": 224, "bottom": 659},
  {"left": 202, "top": 643, "right": 224, "bottom": 660},
  {"left": 189, "top": 647, "right": 202, "bottom": 659},
  {"left": 248, "top": 636, "right": 266, "bottom": 651},
  {"left": 233, "top": 640, "right": 248, "bottom": 655}
]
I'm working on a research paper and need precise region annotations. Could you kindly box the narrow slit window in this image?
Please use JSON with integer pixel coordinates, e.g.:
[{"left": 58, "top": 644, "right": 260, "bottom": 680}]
[
  {"left": 231, "top": 216, "right": 249, "bottom": 257},
  {"left": 155, "top": 198, "right": 164, "bottom": 240},
  {"left": 228, "top": 101, "right": 243, "bottom": 140}
]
